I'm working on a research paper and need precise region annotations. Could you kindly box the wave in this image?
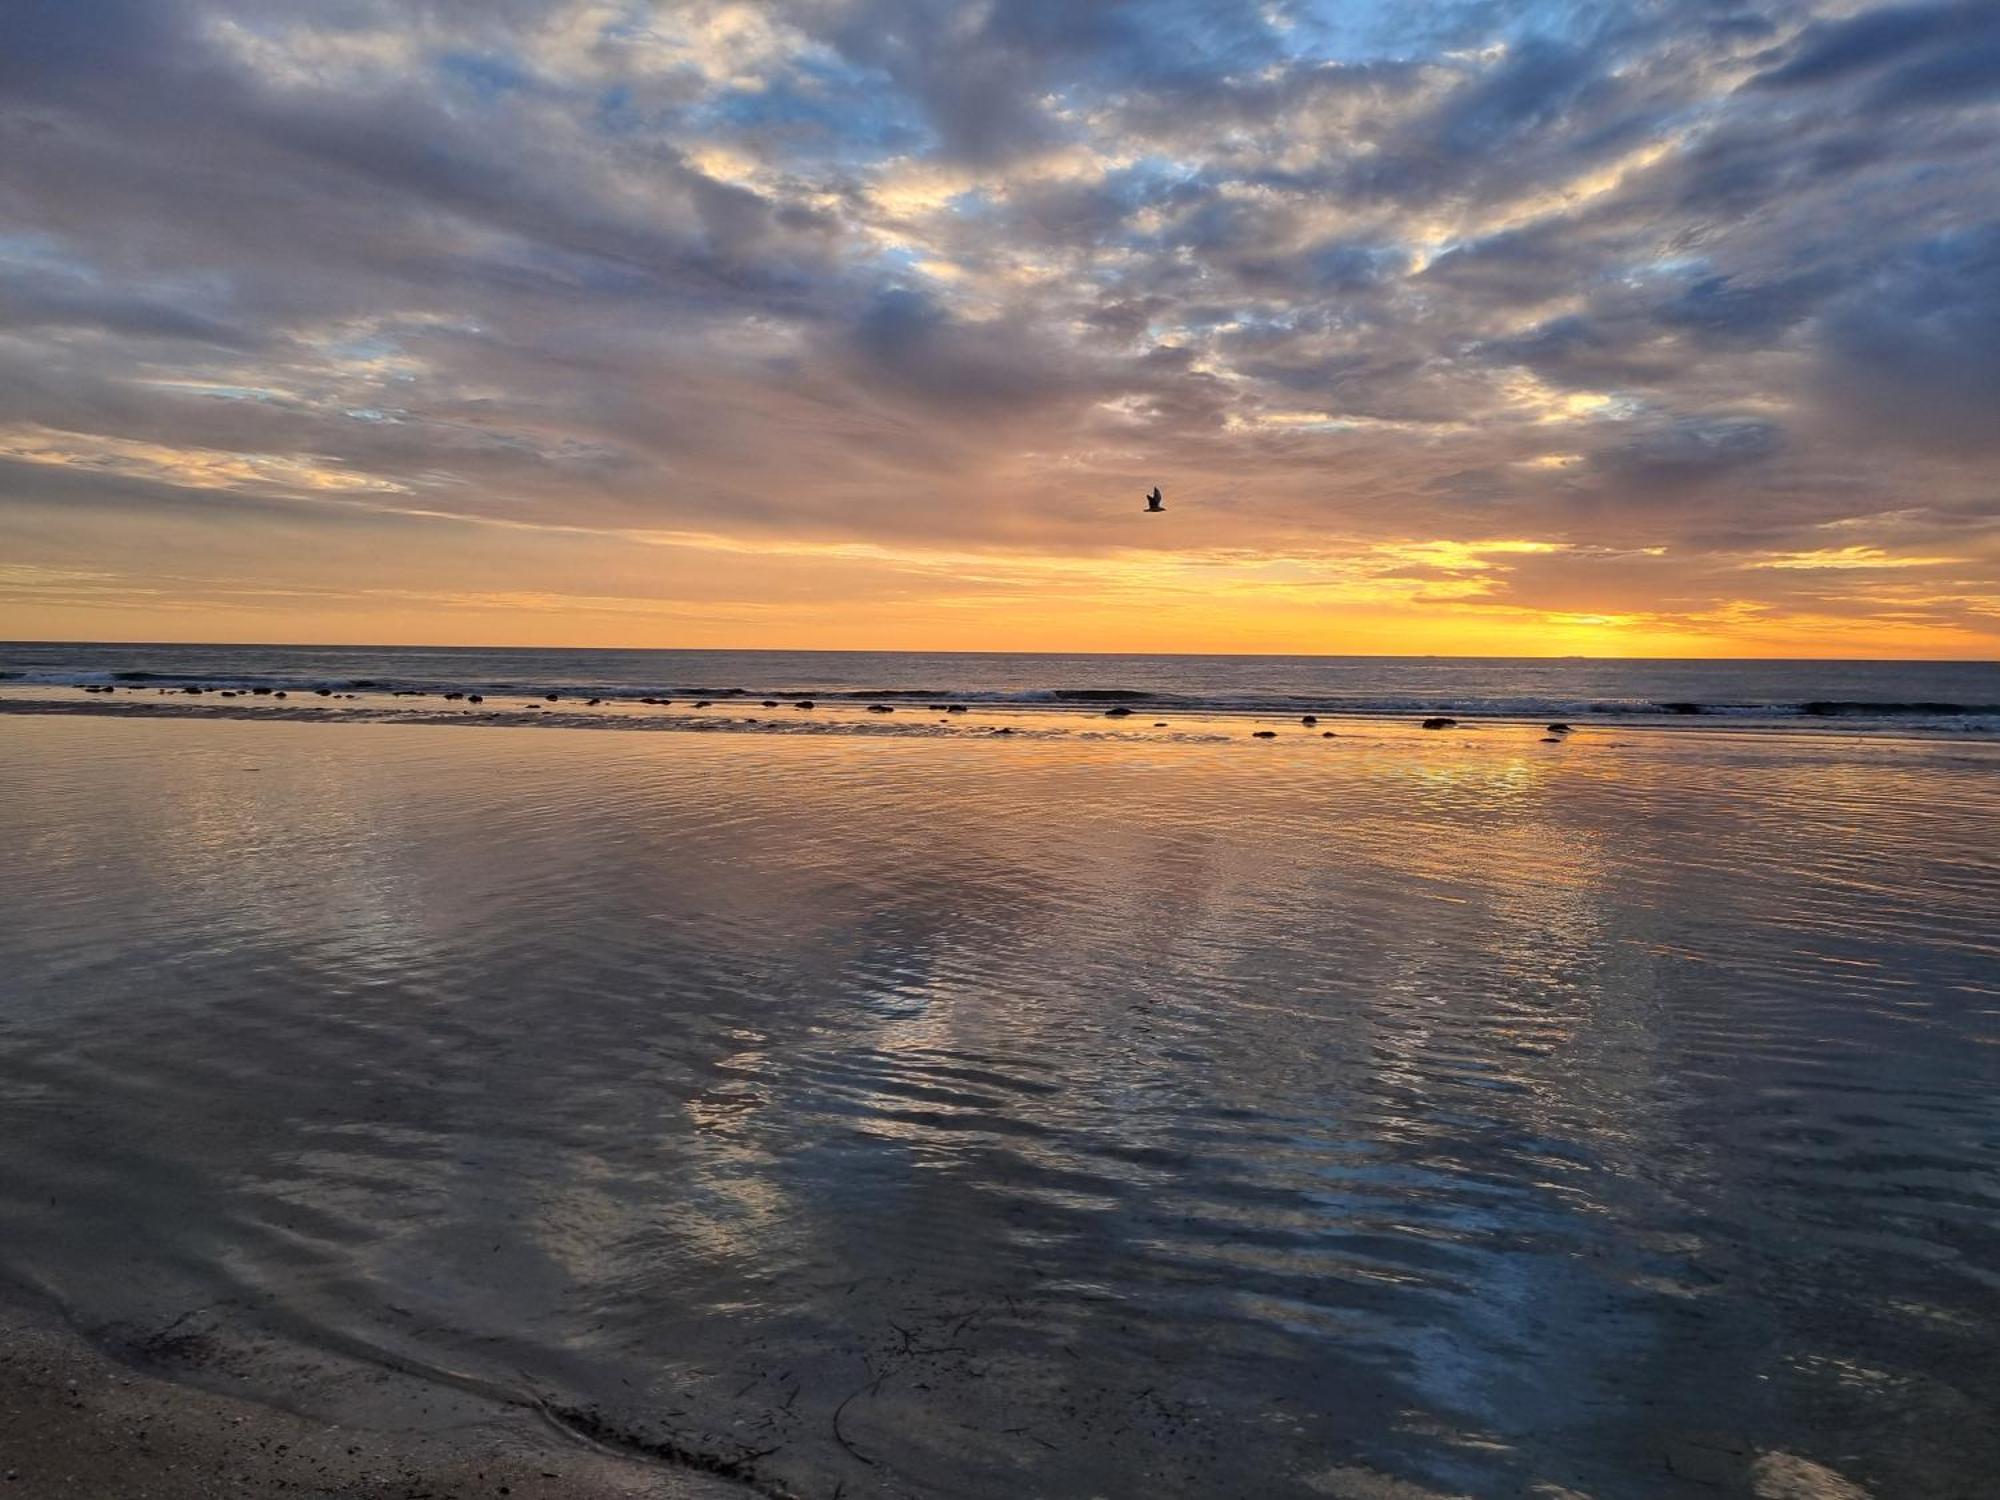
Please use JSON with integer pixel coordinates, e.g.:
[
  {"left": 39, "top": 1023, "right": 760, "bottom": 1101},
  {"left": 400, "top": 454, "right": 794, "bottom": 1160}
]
[
  {"left": 6, "top": 659, "right": 2000, "bottom": 734},
  {"left": 1797, "top": 699, "right": 1999, "bottom": 717}
]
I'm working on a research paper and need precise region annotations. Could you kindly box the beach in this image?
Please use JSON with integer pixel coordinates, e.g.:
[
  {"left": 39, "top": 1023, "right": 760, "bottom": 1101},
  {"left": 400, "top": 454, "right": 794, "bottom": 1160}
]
[
  {"left": 0, "top": 1296, "right": 738, "bottom": 1498},
  {"left": 2, "top": 706, "right": 1996, "bottom": 1498}
]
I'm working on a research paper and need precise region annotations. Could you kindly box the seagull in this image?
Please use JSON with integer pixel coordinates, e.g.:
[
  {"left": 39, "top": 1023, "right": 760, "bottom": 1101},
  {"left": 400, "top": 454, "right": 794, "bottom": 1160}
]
[{"left": 1144, "top": 486, "right": 1164, "bottom": 512}]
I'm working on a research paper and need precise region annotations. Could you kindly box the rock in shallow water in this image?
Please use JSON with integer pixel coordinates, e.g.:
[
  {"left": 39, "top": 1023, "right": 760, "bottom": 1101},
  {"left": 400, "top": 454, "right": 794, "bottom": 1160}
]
[{"left": 1421, "top": 716, "right": 1456, "bottom": 729}]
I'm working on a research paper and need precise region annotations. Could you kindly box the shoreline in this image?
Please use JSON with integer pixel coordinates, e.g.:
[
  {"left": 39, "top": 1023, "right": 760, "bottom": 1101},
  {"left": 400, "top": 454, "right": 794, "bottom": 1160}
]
[
  {"left": 0, "top": 1291, "right": 745, "bottom": 1499},
  {"left": 5, "top": 691, "right": 1998, "bottom": 746}
]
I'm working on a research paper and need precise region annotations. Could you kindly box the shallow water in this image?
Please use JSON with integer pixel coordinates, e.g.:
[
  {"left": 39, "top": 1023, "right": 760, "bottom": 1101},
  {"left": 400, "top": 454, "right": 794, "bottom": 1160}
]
[{"left": 1, "top": 716, "right": 1996, "bottom": 1498}]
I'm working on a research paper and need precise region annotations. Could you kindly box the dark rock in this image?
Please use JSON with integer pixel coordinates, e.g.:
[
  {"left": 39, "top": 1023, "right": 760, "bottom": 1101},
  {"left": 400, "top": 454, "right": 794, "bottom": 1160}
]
[
  {"left": 1105, "top": 706, "right": 1134, "bottom": 717},
  {"left": 1322, "top": 731, "right": 1337, "bottom": 737},
  {"left": 763, "top": 700, "right": 779, "bottom": 707},
  {"left": 1251, "top": 730, "right": 1277, "bottom": 738},
  {"left": 946, "top": 705, "right": 967, "bottom": 713},
  {"left": 867, "top": 704, "right": 893, "bottom": 713},
  {"left": 1301, "top": 715, "right": 1318, "bottom": 725},
  {"left": 992, "top": 726, "right": 1013, "bottom": 734},
  {"left": 1153, "top": 721, "right": 1169, "bottom": 727},
  {"left": 1541, "top": 736, "right": 1563, "bottom": 743},
  {"left": 1546, "top": 722, "right": 1573, "bottom": 733},
  {"left": 252, "top": 687, "right": 271, "bottom": 696},
  {"left": 586, "top": 698, "right": 602, "bottom": 706},
  {"left": 1421, "top": 716, "right": 1456, "bottom": 729},
  {"left": 795, "top": 700, "right": 814, "bottom": 709},
  {"left": 468, "top": 694, "right": 483, "bottom": 704},
  {"left": 694, "top": 700, "right": 713, "bottom": 708},
  {"left": 274, "top": 691, "right": 287, "bottom": 699},
  {"left": 545, "top": 693, "right": 560, "bottom": 702},
  {"left": 314, "top": 688, "right": 332, "bottom": 697},
  {"left": 186, "top": 686, "right": 204, "bottom": 695}
]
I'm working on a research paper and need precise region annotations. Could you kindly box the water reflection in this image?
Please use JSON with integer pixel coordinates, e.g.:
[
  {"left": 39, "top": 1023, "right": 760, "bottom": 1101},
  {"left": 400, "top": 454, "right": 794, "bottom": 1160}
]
[{"left": 0, "top": 718, "right": 1996, "bottom": 1498}]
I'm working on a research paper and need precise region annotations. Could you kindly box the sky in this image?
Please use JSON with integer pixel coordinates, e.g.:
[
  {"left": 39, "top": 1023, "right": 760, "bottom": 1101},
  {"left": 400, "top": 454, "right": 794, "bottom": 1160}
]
[{"left": 2, "top": 0, "right": 1997, "bottom": 656}]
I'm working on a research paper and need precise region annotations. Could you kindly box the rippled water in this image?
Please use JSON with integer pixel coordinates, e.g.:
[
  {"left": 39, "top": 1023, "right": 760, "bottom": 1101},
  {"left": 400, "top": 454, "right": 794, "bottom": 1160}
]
[{"left": 1, "top": 716, "right": 1996, "bottom": 1498}]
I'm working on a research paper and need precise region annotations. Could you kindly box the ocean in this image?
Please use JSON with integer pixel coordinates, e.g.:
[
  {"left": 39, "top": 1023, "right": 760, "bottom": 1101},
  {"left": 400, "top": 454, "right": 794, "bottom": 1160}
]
[
  {"left": 2, "top": 655, "right": 1998, "bottom": 1496},
  {"left": 4, "top": 641, "right": 1999, "bottom": 732}
]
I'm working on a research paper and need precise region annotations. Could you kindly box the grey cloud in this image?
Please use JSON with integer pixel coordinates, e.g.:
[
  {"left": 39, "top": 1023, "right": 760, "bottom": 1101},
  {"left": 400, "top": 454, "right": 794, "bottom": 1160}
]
[
  {"left": 1654, "top": 270, "right": 1838, "bottom": 345},
  {"left": 1589, "top": 415, "right": 1784, "bottom": 492},
  {"left": 845, "top": 288, "right": 1084, "bottom": 416},
  {"left": 0, "top": 269, "right": 261, "bottom": 350},
  {"left": 1812, "top": 224, "right": 2000, "bottom": 454},
  {"left": 1751, "top": 1, "right": 1974, "bottom": 89},
  {"left": 1749, "top": 0, "right": 2000, "bottom": 117}
]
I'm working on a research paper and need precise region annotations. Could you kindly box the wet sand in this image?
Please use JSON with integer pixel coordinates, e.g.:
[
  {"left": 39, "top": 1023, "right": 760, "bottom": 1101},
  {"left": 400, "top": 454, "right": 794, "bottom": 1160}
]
[
  {"left": 2, "top": 713, "right": 1996, "bottom": 1498},
  {"left": 0, "top": 1297, "right": 737, "bottom": 1498}
]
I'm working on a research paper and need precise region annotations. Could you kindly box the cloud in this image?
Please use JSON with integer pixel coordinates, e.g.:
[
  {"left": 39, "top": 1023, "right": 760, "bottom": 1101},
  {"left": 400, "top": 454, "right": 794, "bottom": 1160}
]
[
  {"left": 0, "top": 0, "right": 1995, "bottom": 649},
  {"left": 1812, "top": 225, "right": 2000, "bottom": 455}
]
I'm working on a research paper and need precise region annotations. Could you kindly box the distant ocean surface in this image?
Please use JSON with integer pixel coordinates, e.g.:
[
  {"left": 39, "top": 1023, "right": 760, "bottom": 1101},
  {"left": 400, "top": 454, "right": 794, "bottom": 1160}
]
[{"left": 4, "top": 641, "right": 1999, "bottom": 733}]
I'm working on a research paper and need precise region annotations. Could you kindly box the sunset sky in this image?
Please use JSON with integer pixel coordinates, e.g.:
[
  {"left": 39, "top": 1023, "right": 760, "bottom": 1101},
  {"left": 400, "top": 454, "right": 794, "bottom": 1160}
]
[{"left": 3, "top": 0, "right": 1997, "bottom": 655}]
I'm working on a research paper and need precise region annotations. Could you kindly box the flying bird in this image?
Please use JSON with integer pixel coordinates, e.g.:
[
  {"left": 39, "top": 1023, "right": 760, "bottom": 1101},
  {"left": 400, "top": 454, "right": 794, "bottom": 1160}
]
[{"left": 1144, "top": 486, "right": 1164, "bottom": 512}]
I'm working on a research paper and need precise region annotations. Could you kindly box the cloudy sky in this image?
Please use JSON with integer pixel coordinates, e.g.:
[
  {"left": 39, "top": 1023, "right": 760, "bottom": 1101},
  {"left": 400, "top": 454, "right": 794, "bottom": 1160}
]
[{"left": 3, "top": 0, "right": 1996, "bottom": 654}]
